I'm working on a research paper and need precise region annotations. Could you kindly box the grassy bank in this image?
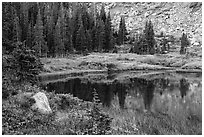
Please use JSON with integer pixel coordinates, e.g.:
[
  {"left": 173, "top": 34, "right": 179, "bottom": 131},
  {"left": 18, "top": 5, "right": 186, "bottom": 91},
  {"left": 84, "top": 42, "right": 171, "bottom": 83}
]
[
  {"left": 103, "top": 95, "right": 202, "bottom": 135},
  {"left": 41, "top": 52, "right": 202, "bottom": 74}
]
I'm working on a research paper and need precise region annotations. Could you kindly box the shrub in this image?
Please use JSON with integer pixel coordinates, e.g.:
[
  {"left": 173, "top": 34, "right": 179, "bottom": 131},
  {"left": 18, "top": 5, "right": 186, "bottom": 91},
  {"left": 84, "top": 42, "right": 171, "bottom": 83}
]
[{"left": 11, "top": 42, "right": 43, "bottom": 83}]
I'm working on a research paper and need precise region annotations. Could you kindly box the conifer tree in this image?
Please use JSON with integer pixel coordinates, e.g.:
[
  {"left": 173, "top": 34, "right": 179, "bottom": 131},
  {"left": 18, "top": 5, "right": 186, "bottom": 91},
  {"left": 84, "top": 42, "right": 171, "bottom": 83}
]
[
  {"left": 72, "top": 5, "right": 82, "bottom": 50},
  {"left": 2, "top": 3, "right": 19, "bottom": 52},
  {"left": 97, "top": 20, "right": 106, "bottom": 52},
  {"left": 143, "top": 20, "right": 155, "bottom": 54},
  {"left": 64, "top": 11, "right": 73, "bottom": 53},
  {"left": 104, "top": 11, "right": 113, "bottom": 52},
  {"left": 75, "top": 15, "right": 86, "bottom": 53},
  {"left": 118, "top": 16, "right": 127, "bottom": 45},
  {"left": 91, "top": 25, "right": 98, "bottom": 51},
  {"left": 100, "top": 3, "right": 106, "bottom": 23},
  {"left": 85, "top": 30, "right": 92, "bottom": 52},
  {"left": 81, "top": 3, "right": 91, "bottom": 30},
  {"left": 54, "top": 17, "right": 65, "bottom": 56},
  {"left": 44, "top": 3, "right": 55, "bottom": 56},
  {"left": 13, "top": 11, "right": 21, "bottom": 42},
  {"left": 26, "top": 22, "right": 33, "bottom": 48},
  {"left": 180, "top": 33, "right": 190, "bottom": 54},
  {"left": 33, "top": 9, "right": 48, "bottom": 57},
  {"left": 19, "top": 2, "right": 29, "bottom": 41}
]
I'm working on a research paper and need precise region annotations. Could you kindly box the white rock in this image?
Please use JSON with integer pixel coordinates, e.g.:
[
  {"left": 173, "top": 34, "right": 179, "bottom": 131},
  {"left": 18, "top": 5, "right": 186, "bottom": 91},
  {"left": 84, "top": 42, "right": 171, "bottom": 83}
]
[
  {"left": 31, "top": 92, "right": 52, "bottom": 114},
  {"left": 193, "top": 42, "right": 200, "bottom": 46}
]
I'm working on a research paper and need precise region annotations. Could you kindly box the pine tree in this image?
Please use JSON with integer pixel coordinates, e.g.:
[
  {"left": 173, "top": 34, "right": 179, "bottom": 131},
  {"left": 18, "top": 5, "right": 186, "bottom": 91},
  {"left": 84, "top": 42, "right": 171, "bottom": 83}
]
[
  {"left": 13, "top": 11, "right": 21, "bottom": 42},
  {"left": 72, "top": 4, "right": 82, "bottom": 50},
  {"left": 104, "top": 11, "right": 113, "bottom": 52},
  {"left": 85, "top": 30, "right": 92, "bottom": 52},
  {"left": 75, "top": 15, "right": 86, "bottom": 53},
  {"left": 2, "top": 3, "right": 17, "bottom": 52},
  {"left": 33, "top": 8, "right": 48, "bottom": 57},
  {"left": 100, "top": 3, "right": 106, "bottom": 23},
  {"left": 91, "top": 25, "right": 98, "bottom": 51},
  {"left": 97, "top": 20, "right": 106, "bottom": 52},
  {"left": 64, "top": 11, "right": 74, "bottom": 53},
  {"left": 118, "top": 16, "right": 127, "bottom": 45},
  {"left": 54, "top": 17, "right": 65, "bottom": 56},
  {"left": 26, "top": 22, "right": 33, "bottom": 48},
  {"left": 180, "top": 33, "right": 190, "bottom": 54},
  {"left": 44, "top": 3, "right": 55, "bottom": 57},
  {"left": 59, "top": 3, "right": 66, "bottom": 48},
  {"left": 81, "top": 3, "right": 91, "bottom": 30},
  {"left": 143, "top": 20, "right": 155, "bottom": 54},
  {"left": 19, "top": 2, "right": 29, "bottom": 41}
]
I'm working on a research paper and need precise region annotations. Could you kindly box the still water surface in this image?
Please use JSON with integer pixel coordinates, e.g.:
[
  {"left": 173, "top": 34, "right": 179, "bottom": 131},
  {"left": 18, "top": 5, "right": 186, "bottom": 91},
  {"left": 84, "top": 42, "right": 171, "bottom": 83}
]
[{"left": 41, "top": 72, "right": 202, "bottom": 120}]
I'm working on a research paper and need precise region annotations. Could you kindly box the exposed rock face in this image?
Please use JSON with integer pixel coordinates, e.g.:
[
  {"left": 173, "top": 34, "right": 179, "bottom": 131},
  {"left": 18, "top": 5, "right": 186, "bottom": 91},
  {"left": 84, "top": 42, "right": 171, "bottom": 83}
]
[
  {"left": 98, "top": 2, "right": 202, "bottom": 45},
  {"left": 31, "top": 92, "right": 52, "bottom": 114}
]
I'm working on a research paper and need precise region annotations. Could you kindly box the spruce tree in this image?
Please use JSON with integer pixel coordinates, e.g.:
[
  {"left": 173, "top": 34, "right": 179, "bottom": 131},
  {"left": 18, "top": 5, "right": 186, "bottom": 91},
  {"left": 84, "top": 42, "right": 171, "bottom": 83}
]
[
  {"left": 26, "top": 22, "right": 33, "bottom": 48},
  {"left": 44, "top": 3, "right": 55, "bottom": 57},
  {"left": 33, "top": 9, "right": 48, "bottom": 57},
  {"left": 54, "top": 17, "right": 65, "bottom": 56},
  {"left": 180, "top": 33, "right": 190, "bottom": 54},
  {"left": 2, "top": 3, "right": 19, "bottom": 52},
  {"left": 91, "top": 25, "right": 98, "bottom": 51},
  {"left": 64, "top": 11, "right": 74, "bottom": 53},
  {"left": 72, "top": 5, "right": 82, "bottom": 50},
  {"left": 104, "top": 11, "right": 113, "bottom": 52},
  {"left": 97, "top": 20, "right": 106, "bottom": 52},
  {"left": 13, "top": 11, "right": 21, "bottom": 42},
  {"left": 75, "top": 15, "right": 86, "bottom": 53},
  {"left": 19, "top": 2, "right": 29, "bottom": 42},
  {"left": 85, "top": 30, "right": 92, "bottom": 52},
  {"left": 100, "top": 3, "right": 106, "bottom": 23},
  {"left": 143, "top": 20, "right": 155, "bottom": 54},
  {"left": 118, "top": 16, "right": 127, "bottom": 45}
]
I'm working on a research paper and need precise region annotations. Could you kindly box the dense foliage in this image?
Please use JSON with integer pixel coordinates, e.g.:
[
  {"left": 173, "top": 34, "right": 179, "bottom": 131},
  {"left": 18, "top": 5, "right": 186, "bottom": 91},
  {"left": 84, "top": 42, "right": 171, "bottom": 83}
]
[
  {"left": 2, "top": 89, "right": 112, "bottom": 135},
  {"left": 130, "top": 20, "right": 156, "bottom": 54},
  {"left": 2, "top": 2, "right": 116, "bottom": 56},
  {"left": 2, "top": 41, "right": 43, "bottom": 99}
]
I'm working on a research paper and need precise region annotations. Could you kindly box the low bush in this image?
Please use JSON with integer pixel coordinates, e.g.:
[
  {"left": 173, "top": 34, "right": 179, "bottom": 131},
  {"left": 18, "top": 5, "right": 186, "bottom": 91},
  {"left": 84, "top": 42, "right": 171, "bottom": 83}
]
[{"left": 2, "top": 87, "right": 112, "bottom": 135}]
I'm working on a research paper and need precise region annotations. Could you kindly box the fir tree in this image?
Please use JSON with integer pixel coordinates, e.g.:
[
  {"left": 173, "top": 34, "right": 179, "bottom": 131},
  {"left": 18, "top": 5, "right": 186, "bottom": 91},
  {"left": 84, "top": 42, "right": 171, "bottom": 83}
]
[
  {"left": 180, "top": 33, "right": 190, "bottom": 54},
  {"left": 2, "top": 3, "right": 18, "bottom": 52},
  {"left": 72, "top": 5, "right": 82, "bottom": 50},
  {"left": 100, "top": 3, "right": 106, "bottom": 23},
  {"left": 75, "top": 15, "right": 86, "bottom": 53},
  {"left": 44, "top": 3, "right": 55, "bottom": 57},
  {"left": 91, "top": 25, "right": 98, "bottom": 51},
  {"left": 118, "top": 16, "right": 127, "bottom": 45},
  {"left": 13, "top": 11, "right": 21, "bottom": 42},
  {"left": 26, "top": 22, "right": 33, "bottom": 48},
  {"left": 97, "top": 20, "right": 106, "bottom": 52},
  {"left": 143, "top": 20, "right": 155, "bottom": 54},
  {"left": 85, "top": 30, "right": 92, "bottom": 52},
  {"left": 33, "top": 8, "right": 48, "bottom": 57},
  {"left": 54, "top": 17, "right": 65, "bottom": 56},
  {"left": 104, "top": 11, "right": 113, "bottom": 52},
  {"left": 19, "top": 2, "right": 29, "bottom": 41},
  {"left": 64, "top": 11, "right": 73, "bottom": 53}
]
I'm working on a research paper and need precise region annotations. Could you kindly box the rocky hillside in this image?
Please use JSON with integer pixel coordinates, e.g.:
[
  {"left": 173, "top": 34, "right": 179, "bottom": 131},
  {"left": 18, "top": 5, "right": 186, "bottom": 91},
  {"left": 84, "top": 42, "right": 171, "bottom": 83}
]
[{"left": 100, "top": 2, "right": 202, "bottom": 46}]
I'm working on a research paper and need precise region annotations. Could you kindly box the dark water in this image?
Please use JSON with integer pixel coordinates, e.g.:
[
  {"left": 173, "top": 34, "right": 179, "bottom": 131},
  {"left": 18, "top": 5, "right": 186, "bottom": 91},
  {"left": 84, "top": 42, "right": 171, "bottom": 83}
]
[{"left": 41, "top": 72, "right": 202, "bottom": 120}]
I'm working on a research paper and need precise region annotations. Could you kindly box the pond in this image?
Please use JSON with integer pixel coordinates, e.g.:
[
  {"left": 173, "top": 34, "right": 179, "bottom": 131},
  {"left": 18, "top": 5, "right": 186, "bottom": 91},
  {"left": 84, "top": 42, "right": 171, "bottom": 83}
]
[{"left": 40, "top": 71, "right": 202, "bottom": 121}]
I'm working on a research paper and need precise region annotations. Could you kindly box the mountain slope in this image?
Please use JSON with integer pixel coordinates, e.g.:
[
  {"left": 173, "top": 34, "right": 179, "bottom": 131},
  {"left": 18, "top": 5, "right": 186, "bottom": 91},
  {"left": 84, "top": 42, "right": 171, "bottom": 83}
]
[{"left": 102, "top": 2, "right": 202, "bottom": 46}]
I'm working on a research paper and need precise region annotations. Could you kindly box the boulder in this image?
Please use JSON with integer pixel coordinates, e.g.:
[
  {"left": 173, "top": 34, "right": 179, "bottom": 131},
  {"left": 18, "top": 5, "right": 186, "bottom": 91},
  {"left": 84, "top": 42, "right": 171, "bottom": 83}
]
[{"left": 31, "top": 92, "right": 52, "bottom": 114}]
